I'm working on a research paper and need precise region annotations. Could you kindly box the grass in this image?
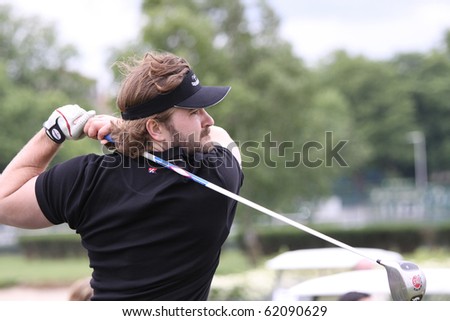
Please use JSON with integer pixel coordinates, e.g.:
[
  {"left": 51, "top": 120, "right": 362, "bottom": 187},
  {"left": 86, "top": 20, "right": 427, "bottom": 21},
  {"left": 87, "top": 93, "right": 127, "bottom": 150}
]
[
  {"left": 0, "top": 249, "right": 254, "bottom": 288},
  {"left": 0, "top": 254, "right": 92, "bottom": 288},
  {"left": 216, "top": 249, "right": 258, "bottom": 275},
  {"left": 0, "top": 248, "right": 257, "bottom": 288},
  {"left": 0, "top": 247, "right": 448, "bottom": 289},
  {"left": 404, "top": 246, "right": 450, "bottom": 267}
]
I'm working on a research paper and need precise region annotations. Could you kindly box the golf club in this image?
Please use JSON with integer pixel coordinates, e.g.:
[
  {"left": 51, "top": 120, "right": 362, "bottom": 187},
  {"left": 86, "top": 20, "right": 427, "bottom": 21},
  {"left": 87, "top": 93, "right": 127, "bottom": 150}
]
[
  {"left": 104, "top": 135, "right": 427, "bottom": 300},
  {"left": 377, "top": 260, "right": 426, "bottom": 301}
]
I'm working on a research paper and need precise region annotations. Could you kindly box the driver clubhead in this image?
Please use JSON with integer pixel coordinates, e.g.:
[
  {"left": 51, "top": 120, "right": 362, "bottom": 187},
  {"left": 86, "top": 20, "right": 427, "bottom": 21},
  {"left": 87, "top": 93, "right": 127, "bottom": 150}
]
[{"left": 377, "top": 260, "right": 426, "bottom": 301}]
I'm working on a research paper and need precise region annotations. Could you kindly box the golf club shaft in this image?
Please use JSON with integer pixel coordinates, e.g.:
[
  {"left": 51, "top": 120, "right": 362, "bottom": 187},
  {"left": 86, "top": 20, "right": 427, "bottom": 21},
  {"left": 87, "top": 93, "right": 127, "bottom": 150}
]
[{"left": 141, "top": 150, "right": 377, "bottom": 263}]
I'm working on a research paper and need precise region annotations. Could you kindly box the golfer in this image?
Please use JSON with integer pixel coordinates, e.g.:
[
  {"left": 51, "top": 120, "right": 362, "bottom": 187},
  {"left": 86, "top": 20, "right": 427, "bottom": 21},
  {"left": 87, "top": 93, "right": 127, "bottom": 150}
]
[{"left": 0, "top": 51, "right": 243, "bottom": 300}]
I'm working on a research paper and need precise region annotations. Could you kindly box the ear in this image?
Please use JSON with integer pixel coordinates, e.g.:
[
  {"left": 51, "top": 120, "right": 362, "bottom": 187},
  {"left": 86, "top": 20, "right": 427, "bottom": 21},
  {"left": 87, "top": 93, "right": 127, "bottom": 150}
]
[{"left": 146, "top": 118, "right": 166, "bottom": 142}]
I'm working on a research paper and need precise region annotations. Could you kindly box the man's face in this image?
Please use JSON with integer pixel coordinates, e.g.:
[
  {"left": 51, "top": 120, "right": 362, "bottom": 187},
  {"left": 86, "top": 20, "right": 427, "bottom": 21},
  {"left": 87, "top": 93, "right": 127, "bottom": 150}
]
[{"left": 165, "top": 107, "right": 215, "bottom": 153}]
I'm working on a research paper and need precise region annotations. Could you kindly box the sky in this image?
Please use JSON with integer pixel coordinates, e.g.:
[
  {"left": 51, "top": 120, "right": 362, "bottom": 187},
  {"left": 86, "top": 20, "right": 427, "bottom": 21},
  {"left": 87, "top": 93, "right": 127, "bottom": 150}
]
[{"left": 2, "top": 0, "right": 450, "bottom": 90}]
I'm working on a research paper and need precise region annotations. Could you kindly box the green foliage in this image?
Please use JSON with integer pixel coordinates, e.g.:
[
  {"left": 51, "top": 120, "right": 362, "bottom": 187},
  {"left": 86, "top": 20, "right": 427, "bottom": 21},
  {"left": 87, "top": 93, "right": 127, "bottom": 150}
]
[
  {"left": 391, "top": 48, "right": 450, "bottom": 173},
  {"left": 215, "top": 248, "right": 254, "bottom": 275},
  {"left": 317, "top": 52, "right": 417, "bottom": 175},
  {"left": 0, "top": 5, "right": 99, "bottom": 171},
  {"left": 237, "top": 222, "right": 450, "bottom": 256}
]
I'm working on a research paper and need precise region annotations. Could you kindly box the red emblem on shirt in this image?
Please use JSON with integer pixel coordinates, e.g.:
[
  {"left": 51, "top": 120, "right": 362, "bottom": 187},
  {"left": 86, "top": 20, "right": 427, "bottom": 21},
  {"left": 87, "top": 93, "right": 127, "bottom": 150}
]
[{"left": 148, "top": 167, "right": 157, "bottom": 174}]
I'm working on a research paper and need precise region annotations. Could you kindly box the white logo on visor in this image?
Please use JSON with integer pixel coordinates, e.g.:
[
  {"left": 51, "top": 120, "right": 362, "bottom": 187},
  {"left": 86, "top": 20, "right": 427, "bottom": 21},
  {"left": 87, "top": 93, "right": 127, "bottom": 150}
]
[{"left": 191, "top": 74, "right": 200, "bottom": 86}]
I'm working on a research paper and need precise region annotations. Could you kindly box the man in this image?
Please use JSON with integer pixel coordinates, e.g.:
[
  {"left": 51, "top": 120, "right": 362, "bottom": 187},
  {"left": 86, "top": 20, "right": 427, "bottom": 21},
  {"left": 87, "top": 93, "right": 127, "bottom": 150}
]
[{"left": 0, "top": 51, "right": 243, "bottom": 300}]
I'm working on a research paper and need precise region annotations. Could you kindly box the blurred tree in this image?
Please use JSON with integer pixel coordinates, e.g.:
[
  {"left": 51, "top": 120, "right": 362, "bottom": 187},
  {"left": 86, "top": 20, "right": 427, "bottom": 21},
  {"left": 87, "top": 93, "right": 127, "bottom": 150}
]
[
  {"left": 319, "top": 51, "right": 417, "bottom": 174},
  {"left": 391, "top": 34, "right": 450, "bottom": 179},
  {"left": 315, "top": 51, "right": 418, "bottom": 202},
  {"left": 0, "top": 5, "right": 99, "bottom": 171}
]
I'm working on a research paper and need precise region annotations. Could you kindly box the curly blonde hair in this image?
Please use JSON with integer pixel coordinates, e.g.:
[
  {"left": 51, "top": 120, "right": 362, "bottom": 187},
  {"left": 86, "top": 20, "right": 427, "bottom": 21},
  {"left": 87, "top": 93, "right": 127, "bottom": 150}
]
[{"left": 110, "top": 52, "right": 190, "bottom": 158}]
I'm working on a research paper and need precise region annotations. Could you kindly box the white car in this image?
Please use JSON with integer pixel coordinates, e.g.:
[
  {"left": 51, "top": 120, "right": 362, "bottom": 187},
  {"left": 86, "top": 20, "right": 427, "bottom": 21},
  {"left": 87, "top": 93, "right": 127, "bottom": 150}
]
[
  {"left": 286, "top": 267, "right": 450, "bottom": 301},
  {"left": 266, "top": 247, "right": 403, "bottom": 271},
  {"left": 265, "top": 247, "right": 413, "bottom": 301}
]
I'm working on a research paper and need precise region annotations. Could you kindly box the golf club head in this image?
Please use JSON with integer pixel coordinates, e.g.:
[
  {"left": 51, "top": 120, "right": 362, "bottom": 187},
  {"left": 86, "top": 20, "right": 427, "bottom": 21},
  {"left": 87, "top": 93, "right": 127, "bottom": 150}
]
[{"left": 377, "top": 259, "right": 426, "bottom": 301}]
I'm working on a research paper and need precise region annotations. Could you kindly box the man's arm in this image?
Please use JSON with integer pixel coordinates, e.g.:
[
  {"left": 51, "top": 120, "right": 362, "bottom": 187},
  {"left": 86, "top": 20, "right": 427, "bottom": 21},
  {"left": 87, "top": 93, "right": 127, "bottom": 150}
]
[
  {"left": 0, "top": 129, "right": 58, "bottom": 228},
  {"left": 0, "top": 104, "right": 95, "bottom": 229}
]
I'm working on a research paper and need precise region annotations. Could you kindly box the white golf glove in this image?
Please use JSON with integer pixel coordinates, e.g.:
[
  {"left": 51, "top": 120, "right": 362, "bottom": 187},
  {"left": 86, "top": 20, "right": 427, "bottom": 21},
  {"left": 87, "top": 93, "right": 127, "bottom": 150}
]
[{"left": 43, "top": 104, "right": 96, "bottom": 144}]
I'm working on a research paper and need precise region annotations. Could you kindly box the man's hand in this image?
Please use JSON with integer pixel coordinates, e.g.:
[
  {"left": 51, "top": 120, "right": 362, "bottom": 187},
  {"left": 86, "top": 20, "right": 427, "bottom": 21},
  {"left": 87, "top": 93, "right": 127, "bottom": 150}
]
[
  {"left": 43, "top": 104, "right": 96, "bottom": 144},
  {"left": 84, "top": 114, "right": 120, "bottom": 145}
]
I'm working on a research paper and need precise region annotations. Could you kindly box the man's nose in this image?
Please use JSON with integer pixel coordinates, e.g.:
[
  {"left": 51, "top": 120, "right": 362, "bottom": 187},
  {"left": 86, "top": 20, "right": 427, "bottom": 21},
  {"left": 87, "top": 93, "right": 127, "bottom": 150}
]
[{"left": 201, "top": 109, "right": 214, "bottom": 127}]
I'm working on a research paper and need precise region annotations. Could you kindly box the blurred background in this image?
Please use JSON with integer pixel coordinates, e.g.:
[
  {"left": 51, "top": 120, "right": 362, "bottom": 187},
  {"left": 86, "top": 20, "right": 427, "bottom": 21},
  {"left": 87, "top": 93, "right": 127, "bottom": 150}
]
[{"left": 1, "top": 0, "right": 450, "bottom": 300}]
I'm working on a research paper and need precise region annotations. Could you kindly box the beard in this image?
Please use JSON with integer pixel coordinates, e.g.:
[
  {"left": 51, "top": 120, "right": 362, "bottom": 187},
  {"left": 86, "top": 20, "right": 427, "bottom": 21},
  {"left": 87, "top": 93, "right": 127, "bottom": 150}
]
[{"left": 168, "top": 125, "right": 214, "bottom": 154}]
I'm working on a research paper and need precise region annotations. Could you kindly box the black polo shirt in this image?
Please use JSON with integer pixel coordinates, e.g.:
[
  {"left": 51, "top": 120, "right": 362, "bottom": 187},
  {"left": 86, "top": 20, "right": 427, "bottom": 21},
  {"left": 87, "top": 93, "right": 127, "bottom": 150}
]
[{"left": 35, "top": 146, "right": 243, "bottom": 300}]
